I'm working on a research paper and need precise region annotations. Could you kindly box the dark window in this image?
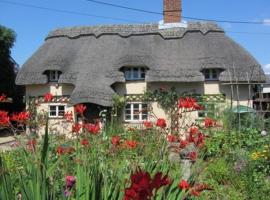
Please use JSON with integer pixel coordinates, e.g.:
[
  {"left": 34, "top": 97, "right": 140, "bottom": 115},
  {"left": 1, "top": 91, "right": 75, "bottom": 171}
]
[
  {"left": 49, "top": 105, "right": 66, "bottom": 118},
  {"left": 203, "top": 69, "right": 220, "bottom": 81},
  {"left": 47, "top": 70, "right": 61, "bottom": 82},
  {"left": 123, "top": 67, "right": 146, "bottom": 81}
]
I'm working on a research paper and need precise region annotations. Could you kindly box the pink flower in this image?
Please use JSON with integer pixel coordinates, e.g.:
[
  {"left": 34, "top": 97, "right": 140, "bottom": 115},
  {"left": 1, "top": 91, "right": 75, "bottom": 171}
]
[
  {"left": 66, "top": 175, "right": 76, "bottom": 188},
  {"left": 156, "top": 118, "right": 166, "bottom": 128}
]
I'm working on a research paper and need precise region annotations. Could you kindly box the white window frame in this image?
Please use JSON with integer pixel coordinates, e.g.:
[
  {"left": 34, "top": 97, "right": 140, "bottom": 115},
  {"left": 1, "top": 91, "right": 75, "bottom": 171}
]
[
  {"left": 49, "top": 104, "right": 66, "bottom": 118},
  {"left": 204, "top": 69, "right": 219, "bottom": 81},
  {"left": 124, "top": 67, "right": 146, "bottom": 81},
  {"left": 49, "top": 70, "right": 60, "bottom": 82},
  {"left": 124, "top": 102, "right": 148, "bottom": 122}
]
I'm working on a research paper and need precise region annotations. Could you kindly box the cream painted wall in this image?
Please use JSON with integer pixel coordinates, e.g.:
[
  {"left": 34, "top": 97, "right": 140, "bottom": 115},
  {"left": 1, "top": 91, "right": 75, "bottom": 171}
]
[
  {"left": 34, "top": 102, "right": 75, "bottom": 136},
  {"left": 26, "top": 83, "right": 75, "bottom": 97},
  {"left": 204, "top": 81, "right": 220, "bottom": 94}
]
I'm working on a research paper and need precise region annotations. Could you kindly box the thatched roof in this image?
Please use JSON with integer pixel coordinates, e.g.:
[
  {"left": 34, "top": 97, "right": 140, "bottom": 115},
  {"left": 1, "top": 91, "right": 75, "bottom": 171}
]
[{"left": 16, "top": 22, "right": 265, "bottom": 106}]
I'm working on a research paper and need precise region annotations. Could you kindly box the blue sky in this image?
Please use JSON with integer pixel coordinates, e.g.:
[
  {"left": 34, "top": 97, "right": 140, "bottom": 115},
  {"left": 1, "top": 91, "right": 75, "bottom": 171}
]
[{"left": 0, "top": 0, "right": 270, "bottom": 72}]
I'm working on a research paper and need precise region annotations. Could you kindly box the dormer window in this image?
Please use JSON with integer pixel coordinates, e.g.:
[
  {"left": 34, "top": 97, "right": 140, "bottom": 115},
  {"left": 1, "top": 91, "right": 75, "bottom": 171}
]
[
  {"left": 123, "top": 67, "right": 146, "bottom": 81},
  {"left": 45, "top": 70, "right": 62, "bottom": 82},
  {"left": 203, "top": 69, "right": 220, "bottom": 81}
]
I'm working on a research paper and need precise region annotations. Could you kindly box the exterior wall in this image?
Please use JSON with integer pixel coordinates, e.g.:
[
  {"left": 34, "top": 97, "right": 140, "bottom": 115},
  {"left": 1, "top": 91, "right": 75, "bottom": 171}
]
[{"left": 26, "top": 83, "right": 75, "bottom": 136}]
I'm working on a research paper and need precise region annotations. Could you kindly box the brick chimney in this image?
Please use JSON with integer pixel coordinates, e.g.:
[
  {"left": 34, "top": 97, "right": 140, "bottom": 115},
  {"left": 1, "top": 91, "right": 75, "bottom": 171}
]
[{"left": 163, "top": 0, "right": 182, "bottom": 23}]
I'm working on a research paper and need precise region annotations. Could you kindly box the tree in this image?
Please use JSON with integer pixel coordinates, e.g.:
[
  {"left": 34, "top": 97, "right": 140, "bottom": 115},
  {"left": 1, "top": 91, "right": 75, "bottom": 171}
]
[{"left": 0, "top": 25, "right": 24, "bottom": 111}]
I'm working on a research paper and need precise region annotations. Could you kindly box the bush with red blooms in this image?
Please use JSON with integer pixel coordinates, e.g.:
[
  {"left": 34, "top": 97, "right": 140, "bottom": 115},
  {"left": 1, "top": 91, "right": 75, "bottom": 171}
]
[
  {"left": 124, "top": 168, "right": 170, "bottom": 200},
  {"left": 156, "top": 118, "right": 167, "bottom": 128},
  {"left": 44, "top": 92, "right": 53, "bottom": 102},
  {"left": 10, "top": 111, "right": 30, "bottom": 124},
  {"left": 0, "top": 110, "right": 10, "bottom": 126},
  {"left": 65, "top": 175, "right": 76, "bottom": 197},
  {"left": 0, "top": 93, "right": 7, "bottom": 102},
  {"left": 74, "top": 104, "right": 86, "bottom": 115},
  {"left": 72, "top": 123, "right": 81, "bottom": 133},
  {"left": 167, "top": 134, "right": 178, "bottom": 143},
  {"left": 178, "top": 97, "right": 203, "bottom": 111}
]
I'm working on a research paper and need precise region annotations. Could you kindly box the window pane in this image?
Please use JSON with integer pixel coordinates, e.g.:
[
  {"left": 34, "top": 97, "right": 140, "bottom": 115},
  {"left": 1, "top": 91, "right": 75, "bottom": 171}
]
[
  {"left": 133, "top": 68, "right": 139, "bottom": 79},
  {"left": 58, "top": 106, "right": 65, "bottom": 116},
  {"left": 49, "top": 106, "right": 57, "bottom": 116},
  {"left": 125, "top": 69, "right": 131, "bottom": 79},
  {"left": 125, "top": 104, "right": 131, "bottom": 110},
  {"left": 133, "top": 115, "right": 139, "bottom": 120},
  {"left": 140, "top": 68, "right": 145, "bottom": 79},
  {"left": 125, "top": 115, "right": 131, "bottom": 120}
]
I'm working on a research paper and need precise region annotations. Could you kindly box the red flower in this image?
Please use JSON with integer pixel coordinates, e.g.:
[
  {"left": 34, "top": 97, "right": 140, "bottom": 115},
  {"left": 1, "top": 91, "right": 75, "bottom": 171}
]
[
  {"left": 178, "top": 179, "right": 190, "bottom": 190},
  {"left": 143, "top": 121, "right": 153, "bottom": 129},
  {"left": 0, "top": 110, "right": 10, "bottom": 126},
  {"left": 84, "top": 123, "right": 100, "bottom": 134},
  {"left": 156, "top": 118, "right": 166, "bottom": 128},
  {"left": 188, "top": 151, "right": 197, "bottom": 161},
  {"left": 151, "top": 172, "right": 171, "bottom": 190},
  {"left": 72, "top": 123, "right": 81, "bottom": 133},
  {"left": 111, "top": 135, "right": 121, "bottom": 146},
  {"left": 56, "top": 146, "right": 75, "bottom": 155},
  {"left": 124, "top": 169, "right": 170, "bottom": 200},
  {"left": 189, "top": 183, "right": 211, "bottom": 197},
  {"left": 179, "top": 140, "right": 189, "bottom": 148},
  {"left": 204, "top": 117, "right": 216, "bottom": 128},
  {"left": 80, "top": 138, "right": 90, "bottom": 147},
  {"left": 74, "top": 104, "right": 86, "bottom": 115},
  {"left": 167, "top": 134, "right": 177, "bottom": 143},
  {"left": 178, "top": 97, "right": 203, "bottom": 111},
  {"left": 64, "top": 111, "right": 73, "bottom": 122},
  {"left": 124, "top": 140, "right": 138, "bottom": 149},
  {"left": 189, "top": 126, "right": 199, "bottom": 135},
  {"left": 0, "top": 94, "right": 7, "bottom": 102},
  {"left": 10, "top": 111, "right": 30, "bottom": 123},
  {"left": 44, "top": 92, "right": 53, "bottom": 102}
]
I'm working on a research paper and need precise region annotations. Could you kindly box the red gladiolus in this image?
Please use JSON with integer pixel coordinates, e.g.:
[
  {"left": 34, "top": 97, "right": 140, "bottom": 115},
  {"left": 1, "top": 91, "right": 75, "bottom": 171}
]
[
  {"left": 204, "top": 117, "right": 216, "bottom": 128},
  {"left": 80, "top": 138, "right": 89, "bottom": 147},
  {"left": 84, "top": 123, "right": 100, "bottom": 134},
  {"left": 188, "top": 151, "right": 197, "bottom": 161},
  {"left": 111, "top": 135, "right": 121, "bottom": 146},
  {"left": 124, "top": 140, "right": 138, "bottom": 149},
  {"left": 64, "top": 111, "right": 73, "bottom": 122},
  {"left": 143, "top": 121, "right": 153, "bottom": 129},
  {"left": 72, "top": 123, "right": 81, "bottom": 133},
  {"left": 124, "top": 169, "right": 170, "bottom": 200},
  {"left": 44, "top": 92, "right": 53, "bottom": 102},
  {"left": 74, "top": 104, "right": 86, "bottom": 115},
  {"left": 156, "top": 118, "right": 166, "bottom": 128},
  {"left": 189, "top": 126, "right": 199, "bottom": 135},
  {"left": 10, "top": 111, "right": 30, "bottom": 123},
  {"left": 178, "top": 179, "right": 190, "bottom": 190},
  {"left": 0, "top": 94, "right": 7, "bottom": 102},
  {"left": 179, "top": 140, "right": 189, "bottom": 149},
  {"left": 167, "top": 134, "right": 177, "bottom": 143},
  {"left": 0, "top": 110, "right": 10, "bottom": 126}
]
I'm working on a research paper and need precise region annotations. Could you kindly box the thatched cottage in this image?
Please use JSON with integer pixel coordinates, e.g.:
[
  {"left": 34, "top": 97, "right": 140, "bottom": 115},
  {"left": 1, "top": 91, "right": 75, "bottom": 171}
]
[{"left": 16, "top": 0, "right": 265, "bottom": 133}]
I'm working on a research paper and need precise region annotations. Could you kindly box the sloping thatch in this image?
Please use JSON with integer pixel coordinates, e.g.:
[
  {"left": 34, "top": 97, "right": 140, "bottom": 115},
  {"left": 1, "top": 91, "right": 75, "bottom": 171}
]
[{"left": 16, "top": 22, "right": 265, "bottom": 106}]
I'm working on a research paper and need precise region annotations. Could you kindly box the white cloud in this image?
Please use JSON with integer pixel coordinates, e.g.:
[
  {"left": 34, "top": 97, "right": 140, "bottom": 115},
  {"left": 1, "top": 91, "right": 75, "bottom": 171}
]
[
  {"left": 263, "top": 19, "right": 270, "bottom": 26},
  {"left": 263, "top": 64, "right": 270, "bottom": 74}
]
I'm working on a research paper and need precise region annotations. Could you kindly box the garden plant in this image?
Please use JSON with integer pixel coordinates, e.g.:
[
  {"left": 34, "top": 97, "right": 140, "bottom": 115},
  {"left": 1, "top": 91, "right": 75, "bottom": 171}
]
[{"left": 0, "top": 92, "right": 270, "bottom": 200}]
